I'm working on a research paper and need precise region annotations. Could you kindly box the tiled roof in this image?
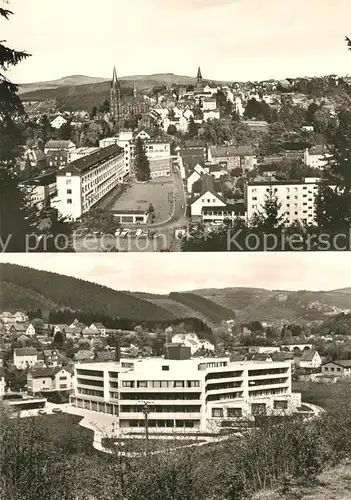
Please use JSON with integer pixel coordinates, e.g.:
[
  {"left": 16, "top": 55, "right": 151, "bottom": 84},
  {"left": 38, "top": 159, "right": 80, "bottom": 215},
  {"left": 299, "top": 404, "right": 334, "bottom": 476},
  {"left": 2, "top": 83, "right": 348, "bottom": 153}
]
[
  {"left": 14, "top": 348, "right": 37, "bottom": 356},
  {"left": 45, "top": 140, "right": 75, "bottom": 149},
  {"left": 300, "top": 350, "right": 318, "bottom": 361},
  {"left": 210, "top": 145, "right": 254, "bottom": 157}
]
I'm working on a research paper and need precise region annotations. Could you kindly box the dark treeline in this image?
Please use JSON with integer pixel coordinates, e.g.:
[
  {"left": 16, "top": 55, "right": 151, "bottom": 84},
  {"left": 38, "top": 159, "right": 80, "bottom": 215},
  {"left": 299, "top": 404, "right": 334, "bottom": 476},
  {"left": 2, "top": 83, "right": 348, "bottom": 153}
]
[{"left": 47, "top": 308, "right": 212, "bottom": 336}]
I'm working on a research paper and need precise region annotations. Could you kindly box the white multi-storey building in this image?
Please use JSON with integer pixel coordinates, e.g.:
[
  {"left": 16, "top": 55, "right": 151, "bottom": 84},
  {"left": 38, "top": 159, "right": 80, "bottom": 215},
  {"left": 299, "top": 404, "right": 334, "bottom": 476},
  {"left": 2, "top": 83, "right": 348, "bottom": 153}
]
[
  {"left": 245, "top": 177, "right": 333, "bottom": 225},
  {"left": 54, "top": 144, "right": 125, "bottom": 220},
  {"left": 99, "top": 133, "right": 171, "bottom": 178},
  {"left": 70, "top": 345, "right": 301, "bottom": 434}
]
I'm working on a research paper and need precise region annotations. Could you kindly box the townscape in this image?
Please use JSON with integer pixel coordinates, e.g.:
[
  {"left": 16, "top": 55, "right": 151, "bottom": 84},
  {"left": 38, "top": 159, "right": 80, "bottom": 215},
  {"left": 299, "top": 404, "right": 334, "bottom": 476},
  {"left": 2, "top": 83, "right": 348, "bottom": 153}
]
[
  {"left": 1, "top": 258, "right": 351, "bottom": 499},
  {"left": 2, "top": 0, "right": 351, "bottom": 499},
  {"left": 2, "top": 11, "right": 351, "bottom": 251}
]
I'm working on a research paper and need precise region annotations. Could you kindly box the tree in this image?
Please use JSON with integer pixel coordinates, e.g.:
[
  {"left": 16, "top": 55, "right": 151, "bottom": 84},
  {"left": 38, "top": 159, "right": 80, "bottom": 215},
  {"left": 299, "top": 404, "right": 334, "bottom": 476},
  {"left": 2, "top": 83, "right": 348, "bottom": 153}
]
[
  {"left": 134, "top": 137, "right": 150, "bottom": 181},
  {"left": 58, "top": 120, "right": 72, "bottom": 140},
  {"left": 167, "top": 124, "right": 177, "bottom": 135},
  {"left": 250, "top": 186, "right": 287, "bottom": 232},
  {"left": 0, "top": 2, "right": 34, "bottom": 251}
]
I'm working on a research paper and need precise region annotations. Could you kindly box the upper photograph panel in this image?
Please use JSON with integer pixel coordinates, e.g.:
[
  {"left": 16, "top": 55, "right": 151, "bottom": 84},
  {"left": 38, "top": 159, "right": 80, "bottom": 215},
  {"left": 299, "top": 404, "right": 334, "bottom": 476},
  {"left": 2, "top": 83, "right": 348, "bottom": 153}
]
[{"left": 1, "top": 0, "right": 351, "bottom": 252}]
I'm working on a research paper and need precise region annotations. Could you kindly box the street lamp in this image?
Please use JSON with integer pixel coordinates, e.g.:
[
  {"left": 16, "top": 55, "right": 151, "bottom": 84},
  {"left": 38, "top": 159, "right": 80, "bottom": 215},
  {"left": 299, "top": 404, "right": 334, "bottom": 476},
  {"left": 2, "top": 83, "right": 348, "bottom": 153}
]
[{"left": 139, "top": 400, "right": 153, "bottom": 453}]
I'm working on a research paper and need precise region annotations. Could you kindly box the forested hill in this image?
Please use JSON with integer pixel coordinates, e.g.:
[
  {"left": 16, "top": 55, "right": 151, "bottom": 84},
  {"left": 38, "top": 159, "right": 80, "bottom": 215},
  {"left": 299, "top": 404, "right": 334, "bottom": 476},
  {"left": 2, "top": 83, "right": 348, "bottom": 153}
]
[{"left": 0, "top": 263, "right": 175, "bottom": 322}]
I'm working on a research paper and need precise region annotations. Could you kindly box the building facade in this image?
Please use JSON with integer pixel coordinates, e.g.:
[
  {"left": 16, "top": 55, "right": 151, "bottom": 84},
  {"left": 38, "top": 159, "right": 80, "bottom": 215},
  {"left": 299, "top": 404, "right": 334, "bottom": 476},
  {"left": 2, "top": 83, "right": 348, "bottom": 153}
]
[
  {"left": 54, "top": 145, "right": 125, "bottom": 220},
  {"left": 27, "top": 366, "right": 74, "bottom": 395},
  {"left": 70, "top": 348, "right": 301, "bottom": 434},
  {"left": 13, "top": 348, "right": 38, "bottom": 370},
  {"left": 245, "top": 177, "right": 330, "bottom": 225}
]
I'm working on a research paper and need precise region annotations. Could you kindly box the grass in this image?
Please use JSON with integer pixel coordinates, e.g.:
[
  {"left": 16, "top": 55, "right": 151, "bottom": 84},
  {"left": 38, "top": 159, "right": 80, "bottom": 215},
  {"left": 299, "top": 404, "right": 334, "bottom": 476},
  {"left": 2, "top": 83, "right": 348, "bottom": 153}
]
[
  {"left": 252, "top": 460, "right": 351, "bottom": 500},
  {"left": 292, "top": 380, "right": 351, "bottom": 409}
]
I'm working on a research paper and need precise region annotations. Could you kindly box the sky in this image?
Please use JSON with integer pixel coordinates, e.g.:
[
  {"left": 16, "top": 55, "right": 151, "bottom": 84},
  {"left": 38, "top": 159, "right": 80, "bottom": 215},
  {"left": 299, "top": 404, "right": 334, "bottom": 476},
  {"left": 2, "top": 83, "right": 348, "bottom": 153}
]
[
  {"left": 3, "top": 0, "right": 351, "bottom": 84},
  {"left": 0, "top": 253, "right": 350, "bottom": 294}
]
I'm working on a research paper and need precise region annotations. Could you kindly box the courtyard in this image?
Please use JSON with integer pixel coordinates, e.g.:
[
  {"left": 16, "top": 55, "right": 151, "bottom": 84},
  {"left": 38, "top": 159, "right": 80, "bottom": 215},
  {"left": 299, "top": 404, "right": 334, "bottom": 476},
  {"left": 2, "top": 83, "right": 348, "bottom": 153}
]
[{"left": 105, "top": 176, "right": 174, "bottom": 224}]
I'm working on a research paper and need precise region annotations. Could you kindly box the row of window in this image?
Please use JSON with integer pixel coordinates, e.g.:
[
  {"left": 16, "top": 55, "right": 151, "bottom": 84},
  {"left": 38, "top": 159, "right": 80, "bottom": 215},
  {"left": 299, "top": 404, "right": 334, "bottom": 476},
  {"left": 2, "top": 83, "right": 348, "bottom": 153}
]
[
  {"left": 120, "top": 405, "right": 201, "bottom": 413},
  {"left": 121, "top": 380, "right": 201, "bottom": 388}
]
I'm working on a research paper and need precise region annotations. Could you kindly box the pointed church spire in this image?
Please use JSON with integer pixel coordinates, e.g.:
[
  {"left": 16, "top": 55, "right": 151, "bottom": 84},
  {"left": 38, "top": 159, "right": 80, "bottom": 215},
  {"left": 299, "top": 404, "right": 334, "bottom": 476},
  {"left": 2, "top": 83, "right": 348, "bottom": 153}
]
[
  {"left": 112, "top": 65, "right": 118, "bottom": 87},
  {"left": 197, "top": 66, "right": 202, "bottom": 83},
  {"left": 133, "top": 80, "right": 137, "bottom": 98}
]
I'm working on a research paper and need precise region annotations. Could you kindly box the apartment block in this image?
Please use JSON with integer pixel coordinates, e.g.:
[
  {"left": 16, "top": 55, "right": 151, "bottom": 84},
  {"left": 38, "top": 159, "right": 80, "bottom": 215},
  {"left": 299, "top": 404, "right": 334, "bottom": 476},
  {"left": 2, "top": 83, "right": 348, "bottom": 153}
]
[
  {"left": 245, "top": 177, "right": 331, "bottom": 225},
  {"left": 99, "top": 133, "right": 171, "bottom": 178},
  {"left": 54, "top": 144, "right": 125, "bottom": 220},
  {"left": 70, "top": 345, "right": 301, "bottom": 434}
]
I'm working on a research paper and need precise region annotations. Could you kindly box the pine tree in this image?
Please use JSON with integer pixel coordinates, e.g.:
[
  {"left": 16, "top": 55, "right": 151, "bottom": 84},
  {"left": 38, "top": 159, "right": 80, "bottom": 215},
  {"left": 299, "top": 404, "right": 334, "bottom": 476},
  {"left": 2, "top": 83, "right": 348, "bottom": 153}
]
[
  {"left": 0, "top": 2, "right": 33, "bottom": 250},
  {"left": 251, "top": 186, "right": 287, "bottom": 232},
  {"left": 134, "top": 137, "right": 151, "bottom": 181}
]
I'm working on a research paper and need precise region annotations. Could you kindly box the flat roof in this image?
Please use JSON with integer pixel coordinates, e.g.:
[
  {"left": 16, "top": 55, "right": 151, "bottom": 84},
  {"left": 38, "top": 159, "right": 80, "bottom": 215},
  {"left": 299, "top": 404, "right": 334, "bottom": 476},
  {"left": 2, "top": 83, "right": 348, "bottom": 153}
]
[{"left": 57, "top": 144, "right": 124, "bottom": 176}]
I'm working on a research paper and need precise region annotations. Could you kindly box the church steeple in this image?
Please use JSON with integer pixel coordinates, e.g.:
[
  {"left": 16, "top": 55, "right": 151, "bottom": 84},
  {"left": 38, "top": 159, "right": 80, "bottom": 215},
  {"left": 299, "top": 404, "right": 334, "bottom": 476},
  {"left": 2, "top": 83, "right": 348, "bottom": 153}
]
[
  {"left": 133, "top": 80, "right": 137, "bottom": 99},
  {"left": 112, "top": 66, "right": 118, "bottom": 88},
  {"left": 197, "top": 66, "right": 202, "bottom": 84},
  {"left": 110, "top": 65, "right": 121, "bottom": 130}
]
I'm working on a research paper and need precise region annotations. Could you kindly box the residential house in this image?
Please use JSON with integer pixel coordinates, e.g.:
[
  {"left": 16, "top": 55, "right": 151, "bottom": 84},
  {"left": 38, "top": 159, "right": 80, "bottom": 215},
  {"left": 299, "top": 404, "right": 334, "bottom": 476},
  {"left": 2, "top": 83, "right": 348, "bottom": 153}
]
[
  {"left": 25, "top": 323, "right": 36, "bottom": 337},
  {"left": 203, "top": 109, "right": 220, "bottom": 122},
  {"left": 0, "top": 311, "right": 28, "bottom": 325},
  {"left": 190, "top": 173, "right": 226, "bottom": 217},
  {"left": 43, "top": 349, "right": 60, "bottom": 367},
  {"left": 44, "top": 140, "right": 76, "bottom": 154},
  {"left": 0, "top": 368, "right": 5, "bottom": 396},
  {"left": 13, "top": 348, "right": 38, "bottom": 370},
  {"left": 208, "top": 145, "right": 257, "bottom": 172},
  {"left": 50, "top": 115, "right": 68, "bottom": 129},
  {"left": 89, "top": 323, "right": 107, "bottom": 335},
  {"left": 27, "top": 366, "right": 74, "bottom": 395},
  {"left": 303, "top": 145, "right": 329, "bottom": 170},
  {"left": 9, "top": 323, "right": 28, "bottom": 337},
  {"left": 21, "top": 147, "right": 47, "bottom": 170},
  {"left": 171, "top": 333, "right": 215, "bottom": 355},
  {"left": 321, "top": 360, "right": 351, "bottom": 378},
  {"left": 297, "top": 350, "right": 322, "bottom": 370}
]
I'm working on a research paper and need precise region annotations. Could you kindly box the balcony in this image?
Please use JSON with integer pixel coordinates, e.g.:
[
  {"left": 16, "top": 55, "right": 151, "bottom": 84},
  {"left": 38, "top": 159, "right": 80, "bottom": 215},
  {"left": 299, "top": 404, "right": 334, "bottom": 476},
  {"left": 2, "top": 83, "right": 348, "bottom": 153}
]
[
  {"left": 206, "top": 387, "right": 243, "bottom": 396},
  {"left": 75, "top": 373, "right": 104, "bottom": 381},
  {"left": 119, "top": 412, "right": 201, "bottom": 420},
  {"left": 248, "top": 371, "right": 289, "bottom": 380}
]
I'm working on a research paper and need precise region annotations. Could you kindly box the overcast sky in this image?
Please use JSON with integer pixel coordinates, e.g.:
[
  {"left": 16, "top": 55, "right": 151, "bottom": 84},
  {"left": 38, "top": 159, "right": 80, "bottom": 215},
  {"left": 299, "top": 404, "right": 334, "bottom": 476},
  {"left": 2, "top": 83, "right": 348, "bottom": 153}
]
[
  {"left": 3, "top": 0, "right": 350, "bottom": 84},
  {"left": 0, "top": 253, "right": 350, "bottom": 294}
]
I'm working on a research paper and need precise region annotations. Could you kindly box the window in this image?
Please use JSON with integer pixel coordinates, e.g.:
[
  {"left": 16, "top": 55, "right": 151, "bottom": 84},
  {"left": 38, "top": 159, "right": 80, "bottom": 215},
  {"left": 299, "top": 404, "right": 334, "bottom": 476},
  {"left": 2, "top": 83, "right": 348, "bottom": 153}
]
[
  {"left": 212, "top": 408, "right": 223, "bottom": 418},
  {"left": 59, "top": 384, "right": 67, "bottom": 389},
  {"left": 162, "top": 366, "right": 169, "bottom": 371},
  {"left": 251, "top": 403, "right": 266, "bottom": 416},
  {"left": 137, "top": 381, "right": 147, "bottom": 388},
  {"left": 274, "top": 400, "right": 288, "bottom": 410},
  {"left": 252, "top": 197, "right": 257, "bottom": 201},
  {"left": 67, "top": 199, "right": 72, "bottom": 204},
  {"left": 67, "top": 189, "right": 72, "bottom": 194},
  {"left": 227, "top": 407, "right": 242, "bottom": 418},
  {"left": 152, "top": 381, "right": 161, "bottom": 388},
  {"left": 122, "top": 381, "right": 134, "bottom": 388},
  {"left": 174, "top": 381, "right": 184, "bottom": 388}
]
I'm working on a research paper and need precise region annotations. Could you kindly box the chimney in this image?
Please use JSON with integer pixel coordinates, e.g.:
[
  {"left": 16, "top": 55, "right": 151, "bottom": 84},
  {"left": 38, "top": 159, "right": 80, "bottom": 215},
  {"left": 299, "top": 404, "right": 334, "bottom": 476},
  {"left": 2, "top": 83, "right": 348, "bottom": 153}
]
[{"left": 115, "top": 338, "right": 121, "bottom": 362}]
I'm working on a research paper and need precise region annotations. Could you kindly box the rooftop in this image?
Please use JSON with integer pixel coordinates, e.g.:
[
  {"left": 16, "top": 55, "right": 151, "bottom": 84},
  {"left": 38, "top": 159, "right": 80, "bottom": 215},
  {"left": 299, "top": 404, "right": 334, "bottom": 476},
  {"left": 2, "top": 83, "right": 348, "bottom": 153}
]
[{"left": 57, "top": 144, "right": 124, "bottom": 176}]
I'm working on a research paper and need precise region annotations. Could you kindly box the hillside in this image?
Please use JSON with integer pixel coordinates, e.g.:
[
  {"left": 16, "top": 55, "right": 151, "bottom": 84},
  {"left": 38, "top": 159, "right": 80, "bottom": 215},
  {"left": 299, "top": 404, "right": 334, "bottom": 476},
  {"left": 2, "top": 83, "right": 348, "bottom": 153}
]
[
  {"left": 169, "top": 292, "right": 236, "bottom": 323},
  {"left": 192, "top": 287, "right": 351, "bottom": 323},
  {"left": 17, "top": 72, "right": 227, "bottom": 111},
  {"left": 0, "top": 263, "right": 175, "bottom": 322},
  {"left": 17, "top": 75, "right": 110, "bottom": 95}
]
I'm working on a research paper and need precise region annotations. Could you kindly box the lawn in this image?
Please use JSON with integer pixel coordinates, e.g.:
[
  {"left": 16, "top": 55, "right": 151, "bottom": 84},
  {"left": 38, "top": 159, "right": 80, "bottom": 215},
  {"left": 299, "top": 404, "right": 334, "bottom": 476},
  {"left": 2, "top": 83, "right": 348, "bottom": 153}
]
[
  {"left": 293, "top": 380, "right": 351, "bottom": 409},
  {"left": 106, "top": 177, "right": 174, "bottom": 224}
]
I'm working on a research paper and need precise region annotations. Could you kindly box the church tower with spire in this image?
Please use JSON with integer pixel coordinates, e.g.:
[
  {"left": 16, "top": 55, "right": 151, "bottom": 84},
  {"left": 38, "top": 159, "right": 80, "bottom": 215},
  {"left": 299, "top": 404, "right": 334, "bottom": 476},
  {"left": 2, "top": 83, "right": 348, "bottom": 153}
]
[
  {"left": 196, "top": 66, "right": 203, "bottom": 89},
  {"left": 133, "top": 80, "right": 137, "bottom": 99},
  {"left": 110, "top": 66, "right": 121, "bottom": 129}
]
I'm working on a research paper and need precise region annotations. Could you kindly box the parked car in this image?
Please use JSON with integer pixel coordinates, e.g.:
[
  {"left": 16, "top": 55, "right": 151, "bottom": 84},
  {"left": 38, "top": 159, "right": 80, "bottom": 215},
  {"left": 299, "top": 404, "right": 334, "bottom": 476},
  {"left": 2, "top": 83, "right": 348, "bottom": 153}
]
[
  {"left": 115, "top": 228, "right": 122, "bottom": 237},
  {"left": 120, "top": 228, "right": 130, "bottom": 238},
  {"left": 52, "top": 408, "right": 62, "bottom": 414},
  {"left": 141, "top": 230, "right": 149, "bottom": 238},
  {"left": 135, "top": 229, "right": 143, "bottom": 237},
  {"left": 38, "top": 409, "right": 47, "bottom": 415}
]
